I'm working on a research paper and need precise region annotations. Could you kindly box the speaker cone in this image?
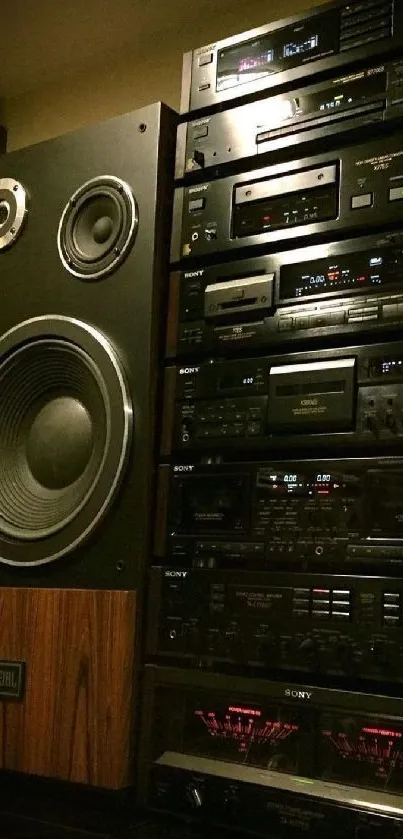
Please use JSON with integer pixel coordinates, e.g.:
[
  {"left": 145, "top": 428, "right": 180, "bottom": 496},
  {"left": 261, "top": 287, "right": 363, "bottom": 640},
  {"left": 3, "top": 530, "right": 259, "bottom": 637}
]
[
  {"left": 0, "top": 179, "right": 28, "bottom": 251},
  {"left": 0, "top": 316, "right": 132, "bottom": 565},
  {"left": 57, "top": 176, "right": 138, "bottom": 279}
]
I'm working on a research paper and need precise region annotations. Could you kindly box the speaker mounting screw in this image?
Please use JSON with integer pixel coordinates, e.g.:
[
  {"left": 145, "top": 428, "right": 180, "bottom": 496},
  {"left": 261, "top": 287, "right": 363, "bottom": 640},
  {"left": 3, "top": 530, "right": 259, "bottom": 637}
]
[
  {"left": 116, "top": 560, "right": 125, "bottom": 572},
  {"left": 139, "top": 123, "right": 147, "bottom": 133},
  {"left": 13, "top": 184, "right": 19, "bottom": 192},
  {"left": 10, "top": 227, "right": 15, "bottom": 235},
  {"left": 114, "top": 247, "right": 121, "bottom": 255}
]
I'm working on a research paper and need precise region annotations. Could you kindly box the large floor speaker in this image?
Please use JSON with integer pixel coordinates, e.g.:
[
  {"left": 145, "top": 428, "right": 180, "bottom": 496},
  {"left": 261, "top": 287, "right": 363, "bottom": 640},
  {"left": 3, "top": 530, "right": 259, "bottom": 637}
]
[{"left": 0, "top": 103, "right": 176, "bottom": 787}]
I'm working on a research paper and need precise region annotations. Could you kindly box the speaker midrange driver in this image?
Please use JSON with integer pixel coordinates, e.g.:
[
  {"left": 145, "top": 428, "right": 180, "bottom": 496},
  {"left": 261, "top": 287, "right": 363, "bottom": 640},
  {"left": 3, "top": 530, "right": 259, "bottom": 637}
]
[
  {"left": 57, "top": 175, "right": 138, "bottom": 280},
  {"left": 0, "top": 315, "right": 132, "bottom": 565},
  {"left": 0, "top": 178, "right": 28, "bottom": 251}
]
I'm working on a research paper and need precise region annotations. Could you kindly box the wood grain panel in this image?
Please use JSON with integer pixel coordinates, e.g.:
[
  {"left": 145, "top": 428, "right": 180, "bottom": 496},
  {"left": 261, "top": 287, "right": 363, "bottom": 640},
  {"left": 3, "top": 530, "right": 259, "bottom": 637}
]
[{"left": 0, "top": 588, "right": 136, "bottom": 788}]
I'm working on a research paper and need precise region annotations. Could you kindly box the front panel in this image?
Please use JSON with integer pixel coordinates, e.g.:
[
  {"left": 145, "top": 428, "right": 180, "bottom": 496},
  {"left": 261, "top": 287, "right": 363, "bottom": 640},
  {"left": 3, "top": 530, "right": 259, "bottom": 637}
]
[
  {"left": 147, "top": 568, "right": 403, "bottom": 686},
  {"left": 181, "top": 0, "right": 400, "bottom": 115},
  {"left": 162, "top": 341, "right": 403, "bottom": 456},
  {"left": 177, "top": 57, "right": 403, "bottom": 179},
  {"left": 171, "top": 132, "right": 403, "bottom": 262},
  {"left": 167, "top": 231, "right": 403, "bottom": 359},
  {"left": 138, "top": 666, "right": 403, "bottom": 838},
  {"left": 155, "top": 456, "right": 403, "bottom": 572}
]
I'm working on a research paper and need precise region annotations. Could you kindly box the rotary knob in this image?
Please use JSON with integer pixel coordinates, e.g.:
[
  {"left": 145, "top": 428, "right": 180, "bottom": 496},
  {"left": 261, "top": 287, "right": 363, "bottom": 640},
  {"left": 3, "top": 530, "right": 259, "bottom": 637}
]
[
  {"left": 371, "top": 640, "right": 389, "bottom": 669},
  {"left": 365, "top": 414, "right": 380, "bottom": 435},
  {"left": 336, "top": 639, "right": 353, "bottom": 669},
  {"left": 186, "top": 783, "right": 203, "bottom": 809},
  {"left": 385, "top": 412, "right": 398, "bottom": 433},
  {"left": 260, "top": 632, "right": 277, "bottom": 661},
  {"left": 191, "top": 149, "right": 205, "bottom": 169},
  {"left": 298, "top": 636, "right": 317, "bottom": 660},
  {"left": 223, "top": 787, "right": 240, "bottom": 819},
  {"left": 186, "top": 624, "right": 201, "bottom": 654}
]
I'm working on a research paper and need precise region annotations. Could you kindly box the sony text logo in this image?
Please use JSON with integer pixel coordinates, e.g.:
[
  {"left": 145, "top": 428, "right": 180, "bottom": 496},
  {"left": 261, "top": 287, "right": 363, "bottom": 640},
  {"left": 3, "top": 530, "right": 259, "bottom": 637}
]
[
  {"left": 188, "top": 185, "right": 209, "bottom": 194},
  {"left": 284, "top": 689, "right": 312, "bottom": 700}
]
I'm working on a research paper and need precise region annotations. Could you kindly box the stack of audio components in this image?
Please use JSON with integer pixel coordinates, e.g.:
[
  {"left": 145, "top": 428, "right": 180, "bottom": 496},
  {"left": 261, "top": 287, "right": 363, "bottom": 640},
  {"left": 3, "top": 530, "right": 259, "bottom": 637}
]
[{"left": 140, "top": 2, "right": 403, "bottom": 837}]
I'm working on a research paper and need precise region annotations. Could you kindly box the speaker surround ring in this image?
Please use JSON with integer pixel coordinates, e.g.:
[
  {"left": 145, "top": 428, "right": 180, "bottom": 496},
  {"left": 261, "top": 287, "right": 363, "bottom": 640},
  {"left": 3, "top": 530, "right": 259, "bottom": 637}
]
[
  {"left": 57, "top": 176, "right": 138, "bottom": 280},
  {"left": 0, "top": 316, "right": 132, "bottom": 566},
  {"left": 0, "top": 179, "right": 28, "bottom": 251}
]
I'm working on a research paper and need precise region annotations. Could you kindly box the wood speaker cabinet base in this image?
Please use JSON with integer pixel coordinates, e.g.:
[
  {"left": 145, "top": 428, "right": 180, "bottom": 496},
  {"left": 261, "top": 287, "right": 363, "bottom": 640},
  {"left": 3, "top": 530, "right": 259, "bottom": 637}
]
[{"left": 0, "top": 587, "right": 136, "bottom": 788}]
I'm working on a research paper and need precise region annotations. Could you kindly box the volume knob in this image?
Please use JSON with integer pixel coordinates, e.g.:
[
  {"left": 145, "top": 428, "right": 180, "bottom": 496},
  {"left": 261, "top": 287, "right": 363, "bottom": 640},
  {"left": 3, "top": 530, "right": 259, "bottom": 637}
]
[
  {"left": 186, "top": 784, "right": 203, "bottom": 809},
  {"left": 298, "top": 637, "right": 316, "bottom": 656},
  {"left": 191, "top": 149, "right": 205, "bottom": 169}
]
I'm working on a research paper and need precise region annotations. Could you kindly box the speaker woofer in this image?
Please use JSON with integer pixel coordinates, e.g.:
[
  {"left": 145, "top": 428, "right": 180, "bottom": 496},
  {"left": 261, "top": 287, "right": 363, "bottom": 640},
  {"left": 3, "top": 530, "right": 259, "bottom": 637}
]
[
  {"left": 0, "top": 179, "right": 28, "bottom": 251},
  {"left": 57, "top": 176, "right": 138, "bottom": 280},
  {"left": 0, "top": 316, "right": 132, "bottom": 565}
]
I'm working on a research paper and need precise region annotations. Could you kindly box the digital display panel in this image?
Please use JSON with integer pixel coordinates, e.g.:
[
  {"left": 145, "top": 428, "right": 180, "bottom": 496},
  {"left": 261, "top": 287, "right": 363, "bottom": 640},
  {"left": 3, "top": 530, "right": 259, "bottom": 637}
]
[
  {"left": 370, "top": 357, "right": 403, "bottom": 377},
  {"left": 312, "top": 71, "right": 385, "bottom": 116},
  {"left": 256, "top": 468, "right": 358, "bottom": 499},
  {"left": 216, "top": 11, "right": 339, "bottom": 92},
  {"left": 233, "top": 185, "right": 337, "bottom": 239},
  {"left": 256, "top": 71, "right": 386, "bottom": 142},
  {"left": 280, "top": 244, "right": 403, "bottom": 302},
  {"left": 218, "top": 373, "right": 257, "bottom": 391}
]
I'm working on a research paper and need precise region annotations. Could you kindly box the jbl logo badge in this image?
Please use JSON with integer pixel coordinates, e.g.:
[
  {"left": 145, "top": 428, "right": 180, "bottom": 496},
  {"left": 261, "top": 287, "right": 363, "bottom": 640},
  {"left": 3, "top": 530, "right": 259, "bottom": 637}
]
[{"left": 0, "top": 661, "right": 26, "bottom": 701}]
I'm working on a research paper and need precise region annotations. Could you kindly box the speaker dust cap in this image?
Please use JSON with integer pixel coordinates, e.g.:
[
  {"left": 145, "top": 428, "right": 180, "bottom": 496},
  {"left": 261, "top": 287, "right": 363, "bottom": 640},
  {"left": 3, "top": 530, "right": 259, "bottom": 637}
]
[
  {"left": 57, "top": 175, "right": 138, "bottom": 280},
  {"left": 0, "top": 179, "right": 28, "bottom": 250},
  {"left": 0, "top": 315, "right": 132, "bottom": 566}
]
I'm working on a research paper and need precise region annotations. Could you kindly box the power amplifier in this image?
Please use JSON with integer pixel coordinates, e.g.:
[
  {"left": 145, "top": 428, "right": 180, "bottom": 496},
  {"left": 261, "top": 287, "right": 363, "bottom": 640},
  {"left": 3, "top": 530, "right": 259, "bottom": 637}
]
[
  {"left": 166, "top": 230, "right": 403, "bottom": 359},
  {"left": 161, "top": 341, "right": 403, "bottom": 456},
  {"left": 138, "top": 665, "right": 403, "bottom": 838},
  {"left": 171, "top": 132, "right": 403, "bottom": 262},
  {"left": 147, "top": 568, "right": 403, "bottom": 686},
  {"left": 180, "top": 0, "right": 400, "bottom": 116},
  {"left": 176, "top": 58, "right": 403, "bottom": 179}
]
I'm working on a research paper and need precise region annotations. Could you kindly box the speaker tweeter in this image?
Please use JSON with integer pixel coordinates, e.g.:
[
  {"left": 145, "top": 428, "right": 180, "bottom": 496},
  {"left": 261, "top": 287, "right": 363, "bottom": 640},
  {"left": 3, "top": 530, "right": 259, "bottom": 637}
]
[
  {"left": 0, "top": 179, "right": 28, "bottom": 251},
  {"left": 57, "top": 175, "right": 138, "bottom": 280}
]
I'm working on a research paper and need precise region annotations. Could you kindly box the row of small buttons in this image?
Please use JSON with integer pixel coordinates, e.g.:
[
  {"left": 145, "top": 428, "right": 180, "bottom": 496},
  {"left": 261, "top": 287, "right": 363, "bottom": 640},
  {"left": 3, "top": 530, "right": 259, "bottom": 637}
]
[
  {"left": 179, "top": 327, "right": 203, "bottom": 346},
  {"left": 195, "top": 422, "right": 262, "bottom": 439},
  {"left": 292, "top": 588, "right": 351, "bottom": 621},
  {"left": 277, "top": 298, "right": 403, "bottom": 332},
  {"left": 194, "top": 405, "right": 264, "bottom": 438},
  {"left": 198, "top": 406, "right": 263, "bottom": 422},
  {"left": 351, "top": 187, "right": 403, "bottom": 209},
  {"left": 383, "top": 592, "right": 402, "bottom": 626}
]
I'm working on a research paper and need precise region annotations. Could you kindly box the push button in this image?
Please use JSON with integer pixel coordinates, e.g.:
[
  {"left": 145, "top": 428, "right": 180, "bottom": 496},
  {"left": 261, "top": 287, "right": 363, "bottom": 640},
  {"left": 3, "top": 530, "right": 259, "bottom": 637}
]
[
  {"left": 351, "top": 193, "right": 373, "bottom": 210},
  {"left": 198, "top": 52, "right": 213, "bottom": 67},
  {"left": 193, "top": 125, "right": 209, "bottom": 139},
  {"left": 389, "top": 186, "right": 403, "bottom": 202},
  {"left": 189, "top": 197, "right": 205, "bottom": 212}
]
